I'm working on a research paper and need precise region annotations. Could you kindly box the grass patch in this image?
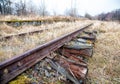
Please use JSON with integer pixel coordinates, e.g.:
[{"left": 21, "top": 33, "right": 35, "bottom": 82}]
[{"left": 87, "top": 21, "right": 120, "bottom": 84}]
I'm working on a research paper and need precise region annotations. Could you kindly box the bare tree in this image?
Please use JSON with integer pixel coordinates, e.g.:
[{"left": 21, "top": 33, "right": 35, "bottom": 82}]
[
  {"left": 15, "top": 0, "right": 27, "bottom": 16},
  {"left": 38, "top": 0, "right": 49, "bottom": 16},
  {"left": 65, "top": 8, "right": 77, "bottom": 17},
  {"left": 6, "top": 0, "right": 12, "bottom": 14},
  {"left": 0, "top": 0, "right": 12, "bottom": 15},
  {"left": 0, "top": 0, "right": 5, "bottom": 14},
  {"left": 65, "top": 0, "right": 78, "bottom": 17},
  {"left": 0, "top": 2, "right": 2, "bottom": 14},
  {"left": 27, "top": 0, "right": 37, "bottom": 15}
]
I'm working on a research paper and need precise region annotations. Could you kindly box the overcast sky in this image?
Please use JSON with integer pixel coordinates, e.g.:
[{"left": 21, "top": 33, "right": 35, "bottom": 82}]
[{"left": 15, "top": 0, "right": 120, "bottom": 16}]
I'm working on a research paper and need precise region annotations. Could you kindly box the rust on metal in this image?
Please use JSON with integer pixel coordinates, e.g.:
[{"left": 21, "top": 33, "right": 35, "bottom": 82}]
[
  {"left": 58, "top": 57, "right": 88, "bottom": 80},
  {"left": 57, "top": 48, "right": 87, "bottom": 66},
  {"left": 61, "top": 47, "right": 93, "bottom": 58},
  {"left": 0, "top": 24, "right": 93, "bottom": 84}
]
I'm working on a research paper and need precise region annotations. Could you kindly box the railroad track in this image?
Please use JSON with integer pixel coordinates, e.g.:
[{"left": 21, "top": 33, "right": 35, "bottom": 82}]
[
  {"left": 0, "top": 27, "right": 61, "bottom": 41},
  {"left": 0, "top": 22, "right": 77, "bottom": 41},
  {"left": 0, "top": 29, "right": 44, "bottom": 41},
  {"left": 0, "top": 24, "right": 95, "bottom": 84}
]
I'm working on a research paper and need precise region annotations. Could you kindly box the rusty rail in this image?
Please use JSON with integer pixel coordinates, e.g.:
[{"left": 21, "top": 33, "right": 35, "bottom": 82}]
[
  {"left": 0, "top": 24, "right": 93, "bottom": 84},
  {"left": 0, "top": 29, "right": 44, "bottom": 41},
  {"left": 0, "top": 27, "right": 63, "bottom": 41},
  {"left": 0, "top": 25, "right": 64, "bottom": 41}
]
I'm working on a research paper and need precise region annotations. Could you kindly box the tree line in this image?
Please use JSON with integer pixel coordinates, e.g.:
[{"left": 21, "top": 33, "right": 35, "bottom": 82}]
[
  {"left": 95, "top": 9, "right": 120, "bottom": 21},
  {"left": 84, "top": 9, "right": 120, "bottom": 21},
  {"left": 0, "top": 0, "right": 78, "bottom": 17},
  {"left": 0, "top": 0, "right": 120, "bottom": 21},
  {"left": 0, "top": 0, "right": 12, "bottom": 15},
  {"left": 0, "top": 0, "right": 51, "bottom": 16}
]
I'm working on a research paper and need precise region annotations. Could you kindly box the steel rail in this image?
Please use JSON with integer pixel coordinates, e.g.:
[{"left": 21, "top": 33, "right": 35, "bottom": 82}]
[
  {"left": 0, "top": 29, "right": 44, "bottom": 41},
  {"left": 0, "top": 23, "right": 93, "bottom": 84},
  {"left": 0, "top": 26, "right": 61, "bottom": 41}
]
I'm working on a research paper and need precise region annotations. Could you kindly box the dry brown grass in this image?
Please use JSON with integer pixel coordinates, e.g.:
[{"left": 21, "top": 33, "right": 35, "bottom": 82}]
[
  {"left": 0, "top": 21, "right": 82, "bottom": 37},
  {"left": 0, "top": 15, "right": 81, "bottom": 21},
  {"left": 0, "top": 15, "right": 56, "bottom": 21},
  {"left": 0, "top": 23, "right": 19, "bottom": 36},
  {"left": 0, "top": 19, "right": 88, "bottom": 37},
  {"left": 87, "top": 21, "right": 120, "bottom": 84},
  {"left": 0, "top": 20, "right": 91, "bottom": 63}
]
